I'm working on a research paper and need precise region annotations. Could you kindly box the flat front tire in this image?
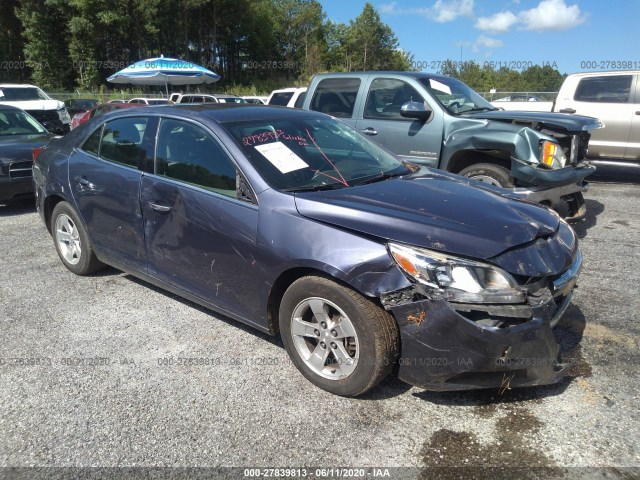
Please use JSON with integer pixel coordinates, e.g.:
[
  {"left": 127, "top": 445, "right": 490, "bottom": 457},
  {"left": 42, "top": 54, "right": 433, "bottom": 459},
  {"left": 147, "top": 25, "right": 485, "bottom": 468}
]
[
  {"left": 279, "top": 276, "right": 399, "bottom": 397},
  {"left": 51, "top": 201, "right": 104, "bottom": 275}
]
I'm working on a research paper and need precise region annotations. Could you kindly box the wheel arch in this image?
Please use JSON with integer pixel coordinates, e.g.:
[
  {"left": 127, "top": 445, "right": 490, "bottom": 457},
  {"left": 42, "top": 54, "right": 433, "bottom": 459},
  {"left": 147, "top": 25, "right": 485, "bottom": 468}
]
[
  {"left": 446, "top": 149, "right": 512, "bottom": 174},
  {"left": 43, "top": 194, "right": 67, "bottom": 233},
  {"left": 266, "top": 264, "right": 406, "bottom": 335}
]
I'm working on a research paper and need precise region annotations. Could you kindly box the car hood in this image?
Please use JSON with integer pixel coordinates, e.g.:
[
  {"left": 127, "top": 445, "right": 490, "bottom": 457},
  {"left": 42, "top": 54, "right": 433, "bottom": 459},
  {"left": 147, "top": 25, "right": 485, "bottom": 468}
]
[
  {"left": 464, "top": 110, "right": 603, "bottom": 133},
  {"left": 294, "top": 171, "right": 561, "bottom": 264},
  {"left": 0, "top": 99, "right": 64, "bottom": 111},
  {"left": 0, "top": 134, "right": 54, "bottom": 164}
]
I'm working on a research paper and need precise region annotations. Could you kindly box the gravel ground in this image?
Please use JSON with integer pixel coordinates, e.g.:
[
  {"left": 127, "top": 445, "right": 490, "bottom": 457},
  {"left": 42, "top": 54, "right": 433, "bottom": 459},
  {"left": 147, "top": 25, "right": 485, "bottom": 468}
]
[{"left": 0, "top": 164, "right": 639, "bottom": 479}]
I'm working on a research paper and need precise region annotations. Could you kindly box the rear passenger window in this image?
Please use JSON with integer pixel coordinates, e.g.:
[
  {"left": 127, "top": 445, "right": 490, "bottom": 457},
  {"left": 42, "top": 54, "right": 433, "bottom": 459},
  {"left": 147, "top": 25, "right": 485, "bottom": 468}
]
[
  {"left": 310, "top": 78, "right": 360, "bottom": 118},
  {"left": 574, "top": 75, "right": 632, "bottom": 103},
  {"left": 155, "top": 119, "right": 237, "bottom": 198},
  {"left": 99, "top": 117, "right": 148, "bottom": 168},
  {"left": 82, "top": 126, "right": 102, "bottom": 156}
]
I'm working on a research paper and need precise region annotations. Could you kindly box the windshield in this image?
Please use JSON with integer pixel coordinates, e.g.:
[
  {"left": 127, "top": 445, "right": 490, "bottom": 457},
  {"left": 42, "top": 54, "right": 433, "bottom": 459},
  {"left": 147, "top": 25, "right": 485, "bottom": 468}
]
[
  {"left": 147, "top": 99, "right": 170, "bottom": 105},
  {"left": 0, "top": 87, "right": 50, "bottom": 102},
  {"left": 0, "top": 110, "right": 48, "bottom": 135},
  {"left": 419, "top": 76, "right": 495, "bottom": 114},
  {"left": 224, "top": 116, "right": 409, "bottom": 191}
]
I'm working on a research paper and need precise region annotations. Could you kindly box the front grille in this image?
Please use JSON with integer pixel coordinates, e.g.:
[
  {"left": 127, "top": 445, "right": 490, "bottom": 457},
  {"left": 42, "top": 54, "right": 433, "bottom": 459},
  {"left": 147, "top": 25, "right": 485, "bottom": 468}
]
[
  {"left": 9, "top": 161, "right": 33, "bottom": 178},
  {"left": 25, "top": 110, "right": 58, "bottom": 123}
]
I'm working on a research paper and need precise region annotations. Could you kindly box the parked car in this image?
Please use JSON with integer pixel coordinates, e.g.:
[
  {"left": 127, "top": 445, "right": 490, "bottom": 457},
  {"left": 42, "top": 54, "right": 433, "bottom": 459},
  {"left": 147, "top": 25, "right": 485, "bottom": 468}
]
[
  {"left": 267, "top": 87, "right": 307, "bottom": 108},
  {"left": 175, "top": 94, "right": 219, "bottom": 104},
  {"left": 214, "top": 95, "right": 247, "bottom": 104},
  {"left": 242, "top": 96, "right": 268, "bottom": 104},
  {"left": 128, "top": 98, "right": 170, "bottom": 105},
  {"left": 0, "top": 84, "right": 71, "bottom": 134},
  {"left": 108, "top": 99, "right": 127, "bottom": 104},
  {"left": 302, "top": 72, "right": 602, "bottom": 220},
  {"left": 0, "top": 105, "right": 55, "bottom": 202},
  {"left": 70, "top": 102, "right": 143, "bottom": 130},
  {"left": 494, "top": 95, "right": 545, "bottom": 102},
  {"left": 64, "top": 98, "right": 100, "bottom": 117},
  {"left": 33, "top": 104, "right": 584, "bottom": 396},
  {"left": 554, "top": 70, "right": 640, "bottom": 161}
]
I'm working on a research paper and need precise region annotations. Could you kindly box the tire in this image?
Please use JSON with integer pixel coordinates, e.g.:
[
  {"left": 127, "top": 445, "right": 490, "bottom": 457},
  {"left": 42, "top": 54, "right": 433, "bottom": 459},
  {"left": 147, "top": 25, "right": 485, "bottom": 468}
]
[
  {"left": 279, "top": 276, "right": 399, "bottom": 397},
  {"left": 459, "top": 163, "right": 514, "bottom": 188},
  {"left": 51, "top": 201, "right": 105, "bottom": 275}
]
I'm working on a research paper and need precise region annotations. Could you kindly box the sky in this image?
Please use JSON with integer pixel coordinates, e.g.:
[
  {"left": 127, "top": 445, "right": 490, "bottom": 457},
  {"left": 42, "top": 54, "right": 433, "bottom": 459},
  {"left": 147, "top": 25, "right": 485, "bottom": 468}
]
[{"left": 319, "top": 0, "right": 640, "bottom": 75}]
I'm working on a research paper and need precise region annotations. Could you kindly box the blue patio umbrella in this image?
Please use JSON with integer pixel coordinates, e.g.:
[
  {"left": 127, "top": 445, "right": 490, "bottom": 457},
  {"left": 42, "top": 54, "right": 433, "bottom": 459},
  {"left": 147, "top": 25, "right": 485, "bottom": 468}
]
[{"left": 107, "top": 56, "right": 220, "bottom": 96}]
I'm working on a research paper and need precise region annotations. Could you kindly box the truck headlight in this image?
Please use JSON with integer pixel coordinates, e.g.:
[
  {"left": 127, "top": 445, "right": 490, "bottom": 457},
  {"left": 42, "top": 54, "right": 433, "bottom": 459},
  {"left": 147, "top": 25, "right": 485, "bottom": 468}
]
[
  {"left": 388, "top": 243, "right": 525, "bottom": 304},
  {"left": 540, "top": 140, "right": 567, "bottom": 169}
]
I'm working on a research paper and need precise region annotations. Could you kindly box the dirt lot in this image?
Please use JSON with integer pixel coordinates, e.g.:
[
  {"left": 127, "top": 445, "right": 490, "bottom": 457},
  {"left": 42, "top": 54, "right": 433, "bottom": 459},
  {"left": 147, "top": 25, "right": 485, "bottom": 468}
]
[{"left": 1, "top": 164, "right": 639, "bottom": 479}]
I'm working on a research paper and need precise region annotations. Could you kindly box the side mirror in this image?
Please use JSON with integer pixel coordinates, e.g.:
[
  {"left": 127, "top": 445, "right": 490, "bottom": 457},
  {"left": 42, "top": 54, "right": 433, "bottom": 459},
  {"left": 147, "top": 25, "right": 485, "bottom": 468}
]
[{"left": 400, "top": 101, "right": 432, "bottom": 121}]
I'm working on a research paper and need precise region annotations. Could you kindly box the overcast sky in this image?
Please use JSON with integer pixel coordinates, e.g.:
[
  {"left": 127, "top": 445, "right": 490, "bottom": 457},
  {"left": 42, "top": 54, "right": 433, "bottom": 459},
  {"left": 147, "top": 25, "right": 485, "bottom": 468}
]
[{"left": 320, "top": 0, "right": 639, "bottom": 74}]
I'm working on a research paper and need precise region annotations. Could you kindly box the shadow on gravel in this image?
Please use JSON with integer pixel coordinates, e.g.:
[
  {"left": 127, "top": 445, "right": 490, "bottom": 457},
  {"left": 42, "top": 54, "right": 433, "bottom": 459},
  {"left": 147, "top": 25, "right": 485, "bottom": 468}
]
[
  {"left": 572, "top": 198, "right": 604, "bottom": 239},
  {"left": 122, "top": 273, "right": 279, "bottom": 345},
  {"left": 0, "top": 198, "right": 36, "bottom": 217}
]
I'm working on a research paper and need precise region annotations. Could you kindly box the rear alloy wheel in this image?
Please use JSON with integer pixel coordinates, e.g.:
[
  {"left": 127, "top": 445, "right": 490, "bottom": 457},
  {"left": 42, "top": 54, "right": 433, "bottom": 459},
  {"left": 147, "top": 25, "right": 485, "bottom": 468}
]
[
  {"left": 51, "top": 202, "right": 104, "bottom": 275},
  {"left": 279, "top": 276, "right": 398, "bottom": 397},
  {"left": 459, "top": 163, "right": 514, "bottom": 188}
]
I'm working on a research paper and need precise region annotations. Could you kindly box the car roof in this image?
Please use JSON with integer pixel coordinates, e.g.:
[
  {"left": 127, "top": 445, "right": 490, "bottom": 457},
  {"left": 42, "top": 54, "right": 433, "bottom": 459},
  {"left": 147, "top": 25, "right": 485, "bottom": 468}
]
[
  {"left": 0, "top": 104, "right": 25, "bottom": 112},
  {"left": 105, "top": 103, "right": 324, "bottom": 124},
  {"left": 0, "top": 84, "right": 39, "bottom": 88},
  {"left": 313, "top": 71, "right": 452, "bottom": 82},
  {"left": 565, "top": 70, "right": 640, "bottom": 78}
]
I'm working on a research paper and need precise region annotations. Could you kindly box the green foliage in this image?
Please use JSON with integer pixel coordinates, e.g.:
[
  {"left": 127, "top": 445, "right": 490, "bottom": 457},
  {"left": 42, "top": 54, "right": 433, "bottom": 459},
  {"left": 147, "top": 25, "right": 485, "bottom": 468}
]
[
  {"left": 9, "top": 0, "right": 565, "bottom": 95},
  {"left": 15, "top": 0, "right": 74, "bottom": 89},
  {"left": 343, "top": 3, "right": 411, "bottom": 71},
  {"left": 439, "top": 61, "right": 566, "bottom": 93}
]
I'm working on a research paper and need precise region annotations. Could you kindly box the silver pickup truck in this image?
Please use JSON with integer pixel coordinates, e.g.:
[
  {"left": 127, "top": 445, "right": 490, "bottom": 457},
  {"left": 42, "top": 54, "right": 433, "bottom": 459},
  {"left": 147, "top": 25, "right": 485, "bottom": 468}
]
[
  {"left": 555, "top": 70, "right": 640, "bottom": 162},
  {"left": 302, "top": 71, "right": 602, "bottom": 220}
]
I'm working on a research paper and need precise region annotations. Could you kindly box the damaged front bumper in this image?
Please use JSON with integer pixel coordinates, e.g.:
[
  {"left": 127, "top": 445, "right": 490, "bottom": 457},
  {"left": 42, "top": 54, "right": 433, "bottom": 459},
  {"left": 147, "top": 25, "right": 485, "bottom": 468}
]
[
  {"left": 386, "top": 253, "right": 581, "bottom": 392},
  {"left": 510, "top": 161, "right": 595, "bottom": 221}
]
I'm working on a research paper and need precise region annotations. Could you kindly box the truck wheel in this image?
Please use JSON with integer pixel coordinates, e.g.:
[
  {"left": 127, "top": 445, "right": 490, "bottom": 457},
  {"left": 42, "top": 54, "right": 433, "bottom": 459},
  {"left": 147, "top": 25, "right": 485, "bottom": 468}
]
[
  {"left": 279, "top": 276, "right": 399, "bottom": 397},
  {"left": 459, "top": 163, "right": 513, "bottom": 188}
]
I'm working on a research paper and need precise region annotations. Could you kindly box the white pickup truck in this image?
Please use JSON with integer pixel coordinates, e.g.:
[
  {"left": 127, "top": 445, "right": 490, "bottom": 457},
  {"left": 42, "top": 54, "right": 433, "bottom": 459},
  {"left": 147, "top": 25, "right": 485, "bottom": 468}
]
[{"left": 492, "top": 71, "right": 640, "bottom": 161}]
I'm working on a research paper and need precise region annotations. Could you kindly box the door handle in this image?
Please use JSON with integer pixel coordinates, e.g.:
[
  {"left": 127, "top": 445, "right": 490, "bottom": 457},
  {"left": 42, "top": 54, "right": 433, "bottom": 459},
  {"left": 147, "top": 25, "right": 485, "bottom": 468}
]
[
  {"left": 147, "top": 201, "right": 172, "bottom": 213},
  {"left": 360, "top": 127, "right": 378, "bottom": 136},
  {"left": 558, "top": 108, "right": 576, "bottom": 114},
  {"left": 74, "top": 176, "right": 90, "bottom": 186},
  {"left": 635, "top": 111, "right": 640, "bottom": 115}
]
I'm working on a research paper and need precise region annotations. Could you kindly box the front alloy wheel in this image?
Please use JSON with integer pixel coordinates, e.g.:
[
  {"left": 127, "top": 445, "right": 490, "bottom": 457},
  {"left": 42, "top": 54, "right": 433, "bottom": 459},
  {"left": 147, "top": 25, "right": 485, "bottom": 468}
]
[
  {"left": 290, "top": 297, "right": 360, "bottom": 380},
  {"left": 280, "top": 276, "right": 399, "bottom": 397}
]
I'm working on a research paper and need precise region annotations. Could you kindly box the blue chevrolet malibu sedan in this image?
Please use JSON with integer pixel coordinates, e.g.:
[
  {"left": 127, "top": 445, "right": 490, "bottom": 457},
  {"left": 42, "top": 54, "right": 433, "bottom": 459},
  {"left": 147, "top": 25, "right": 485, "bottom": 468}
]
[{"left": 33, "top": 104, "right": 583, "bottom": 396}]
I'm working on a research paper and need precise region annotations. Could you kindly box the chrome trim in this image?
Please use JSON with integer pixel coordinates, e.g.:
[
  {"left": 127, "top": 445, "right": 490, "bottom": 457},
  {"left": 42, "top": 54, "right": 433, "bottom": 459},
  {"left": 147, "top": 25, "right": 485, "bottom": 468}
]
[
  {"left": 510, "top": 180, "right": 588, "bottom": 204},
  {"left": 552, "top": 249, "right": 583, "bottom": 297},
  {"left": 550, "top": 290, "right": 573, "bottom": 328}
]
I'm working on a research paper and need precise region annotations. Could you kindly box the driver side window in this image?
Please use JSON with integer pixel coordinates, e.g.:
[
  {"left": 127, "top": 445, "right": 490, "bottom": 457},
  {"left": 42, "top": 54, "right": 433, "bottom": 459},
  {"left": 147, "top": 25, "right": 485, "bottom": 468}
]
[
  {"left": 155, "top": 118, "right": 237, "bottom": 198},
  {"left": 364, "top": 78, "right": 424, "bottom": 119}
]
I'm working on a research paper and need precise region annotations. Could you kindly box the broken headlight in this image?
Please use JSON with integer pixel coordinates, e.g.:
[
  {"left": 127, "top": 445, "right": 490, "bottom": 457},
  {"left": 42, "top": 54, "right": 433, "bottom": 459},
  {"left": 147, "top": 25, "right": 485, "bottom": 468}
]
[
  {"left": 388, "top": 243, "right": 525, "bottom": 304},
  {"left": 540, "top": 140, "right": 567, "bottom": 169}
]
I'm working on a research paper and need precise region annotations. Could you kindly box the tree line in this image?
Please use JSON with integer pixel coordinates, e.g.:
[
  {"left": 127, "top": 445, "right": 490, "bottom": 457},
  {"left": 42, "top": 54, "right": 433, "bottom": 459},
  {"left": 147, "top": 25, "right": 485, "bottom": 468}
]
[{"left": 0, "top": 0, "right": 566, "bottom": 94}]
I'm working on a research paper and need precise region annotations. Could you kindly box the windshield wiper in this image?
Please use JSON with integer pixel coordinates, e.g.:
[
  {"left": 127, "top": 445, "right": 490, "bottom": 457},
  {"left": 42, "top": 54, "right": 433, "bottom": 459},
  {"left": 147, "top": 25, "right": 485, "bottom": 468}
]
[
  {"left": 353, "top": 171, "right": 405, "bottom": 185},
  {"left": 281, "top": 183, "right": 347, "bottom": 193}
]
